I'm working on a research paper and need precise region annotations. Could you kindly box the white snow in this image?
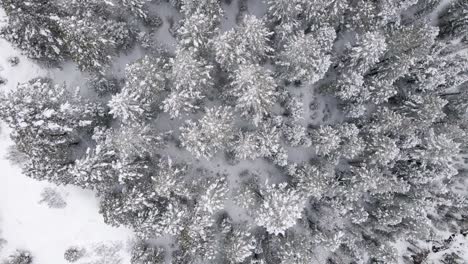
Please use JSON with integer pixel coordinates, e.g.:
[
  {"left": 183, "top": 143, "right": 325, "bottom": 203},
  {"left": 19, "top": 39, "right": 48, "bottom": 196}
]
[
  {"left": 220, "top": 0, "right": 240, "bottom": 32},
  {"left": 0, "top": 129, "right": 133, "bottom": 262},
  {"left": 246, "top": 0, "right": 268, "bottom": 17},
  {"left": 430, "top": 0, "right": 456, "bottom": 25},
  {"left": 149, "top": 1, "right": 181, "bottom": 53}
]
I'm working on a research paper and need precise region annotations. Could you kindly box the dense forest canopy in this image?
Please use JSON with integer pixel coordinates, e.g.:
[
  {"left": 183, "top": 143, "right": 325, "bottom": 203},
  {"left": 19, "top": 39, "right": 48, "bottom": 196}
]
[{"left": 1, "top": 0, "right": 468, "bottom": 263}]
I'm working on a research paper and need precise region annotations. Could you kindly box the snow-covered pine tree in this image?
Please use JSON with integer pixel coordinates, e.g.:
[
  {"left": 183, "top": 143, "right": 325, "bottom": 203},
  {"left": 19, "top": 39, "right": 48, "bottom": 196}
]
[
  {"left": 231, "top": 63, "right": 278, "bottom": 125},
  {"left": 220, "top": 227, "right": 255, "bottom": 264},
  {"left": 230, "top": 130, "right": 261, "bottom": 161},
  {"left": 214, "top": 15, "right": 273, "bottom": 71},
  {"left": 180, "top": 106, "right": 234, "bottom": 159},
  {"left": 58, "top": 17, "right": 116, "bottom": 72},
  {"left": 163, "top": 48, "right": 213, "bottom": 118},
  {"left": 119, "top": 0, "right": 150, "bottom": 19},
  {"left": 0, "top": 78, "right": 106, "bottom": 184},
  {"left": 1, "top": 0, "right": 138, "bottom": 67},
  {"left": 339, "top": 31, "right": 388, "bottom": 75},
  {"left": 177, "top": 0, "right": 222, "bottom": 54},
  {"left": 255, "top": 119, "right": 289, "bottom": 167},
  {"left": 109, "top": 55, "right": 169, "bottom": 124},
  {"left": 273, "top": 231, "right": 317, "bottom": 264},
  {"left": 255, "top": 183, "right": 305, "bottom": 236},
  {"left": 130, "top": 241, "right": 165, "bottom": 264},
  {"left": 151, "top": 157, "right": 188, "bottom": 198},
  {"left": 276, "top": 27, "right": 336, "bottom": 84},
  {"left": 69, "top": 136, "right": 119, "bottom": 192},
  {"left": 0, "top": 0, "right": 65, "bottom": 62}
]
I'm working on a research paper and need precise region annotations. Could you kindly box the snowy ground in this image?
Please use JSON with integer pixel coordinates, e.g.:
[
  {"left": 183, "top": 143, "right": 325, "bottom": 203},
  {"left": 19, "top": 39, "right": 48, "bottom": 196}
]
[
  {"left": 0, "top": 128, "right": 134, "bottom": 263},
  {"left": 0, "top": 16, "right": 134, "bottom": 264}
]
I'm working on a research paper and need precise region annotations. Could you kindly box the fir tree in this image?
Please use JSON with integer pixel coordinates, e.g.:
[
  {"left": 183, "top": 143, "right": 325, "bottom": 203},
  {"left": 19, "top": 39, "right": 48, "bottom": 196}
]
[
  {"left": 0, "top": 0, "right": 65, "bottom": 62},
  {"left": 163, "top": 48, "right": 213, "bottom": 118},
  {"left": 231, "top": 131, "right": 261, "bottom": 161},
  {"left": 221, "top": 228, "right": 255, "bottom": 264},
  {"left": 231, "top": 64, "right": 278, "bottom": 125},
  {"left": 214, "top": 15, "right": 273, "bottom": 70},
  {"left": 255, "top": 183, "right": 305, "bottom": 236},
  {"left": 0, "top": 78, "right": 106, "bottom": 183},
  {"left": 109, "top": 56, "right": 169, "bottom": 124},
  {"left": 130, "top": 241, "right": 165, "bottom": 264},
  {"left": 120, "top": 0, "right": 150, "bottom": 19},
  {"left": 276, "top": 27, "right": 336, "bottom": 84},
  {"left": 340, "top": 31, "right": 388, "bottom": 75},
  {"left": 58, "top": 17, "right": 115, "bottom": 72},
  {"left": 180, "top": 107, "right": 235, "bottom": 159},
  {"left": 177, "top": 0, "right": 222, "bottom": 54},
  {"left": 152, "top": 157, "right": 189, "bottom": 198}
]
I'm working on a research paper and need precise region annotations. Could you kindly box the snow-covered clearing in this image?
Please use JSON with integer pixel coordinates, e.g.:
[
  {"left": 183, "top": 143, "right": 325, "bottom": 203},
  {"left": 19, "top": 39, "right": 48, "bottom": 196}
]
[{"left": 0, "top": 128, "right": 133, "bottom": 263}]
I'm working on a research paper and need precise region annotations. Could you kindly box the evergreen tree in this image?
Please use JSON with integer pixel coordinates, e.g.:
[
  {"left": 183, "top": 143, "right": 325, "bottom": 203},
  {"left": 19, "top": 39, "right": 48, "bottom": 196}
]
[
  {"left": 87, "top": 74, "right": 121, "bottom": 96},
  {"left": 221, "top": 227, "right": 255, "bottom": 264},
  {"left": 275, "top": 232, "right": 317, "bottom": 264},
  {"left": 69, "top": 127, "right": 119, "bottom": 191},
  {"left": 0, "top": 78, "right": 105, "bottom": 183},
  {"left": 288, "top": 162, "right": 335, "bottom": 199},
  {"left": 214, "top": 15, "right": 273, "bottom": 70},
  {"left": 64, "top": 246, "right": 86, "bottom": 263},
  {"left": 177, "top": 0, "right": 222, "bottom": 54},
  {"left": 180, "top": 107, "right": 235, "bottom": 159},
  {"left": 255, "top": 183, "right": 305, "bottom": 236},
  {"left": 179, "top": 0, "right": 221, "bottom": 16},
  {"left": 120, "top": 0, "right": 150, "bottom": 19},
  {"left": 163, "top": 49, "right": 213, "bottom": 118},
  {"left": 0, "top": 0, "right": 137, "bottom": 66},
  {"left": 340, "top": 31, "right": 388, "bottom": 75},
  {"left": 276, "top": 27, "right": 336, "bottom": 84},
  {"left": 255, "top": 119, "right": 289, "bottom": 167},
  {"left": 152, "top": 157, "right": 189, "bottom": 198},
  {"left": 109, "top": 56, "right": 169, "bottom": 124},
  {"left": 58, "top": 17, "right": 115, "bottom": 72},
  {"left": 0, "top": 0, "right": 65, "bottom": 62},
  {"left": 309, "top": 125, "right": 341, "bottom": 159},
  {"left": 130, "top": 241, "right": 165, "bottom": 264},
  {"left": 231, "top": 64, "right": 278, "bottom": 125},
  {"left": 231, "top": 131, "right": 261, "bottom": 161}
]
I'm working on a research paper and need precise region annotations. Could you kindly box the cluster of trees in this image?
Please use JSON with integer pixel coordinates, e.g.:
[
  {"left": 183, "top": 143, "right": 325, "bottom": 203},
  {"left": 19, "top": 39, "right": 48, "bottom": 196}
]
[
  {"left": 1, "top": 0, "right": 468, "bottom": 263},
  {"left": 0, "top": 0, "right": 155, "bottom": 72}
]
